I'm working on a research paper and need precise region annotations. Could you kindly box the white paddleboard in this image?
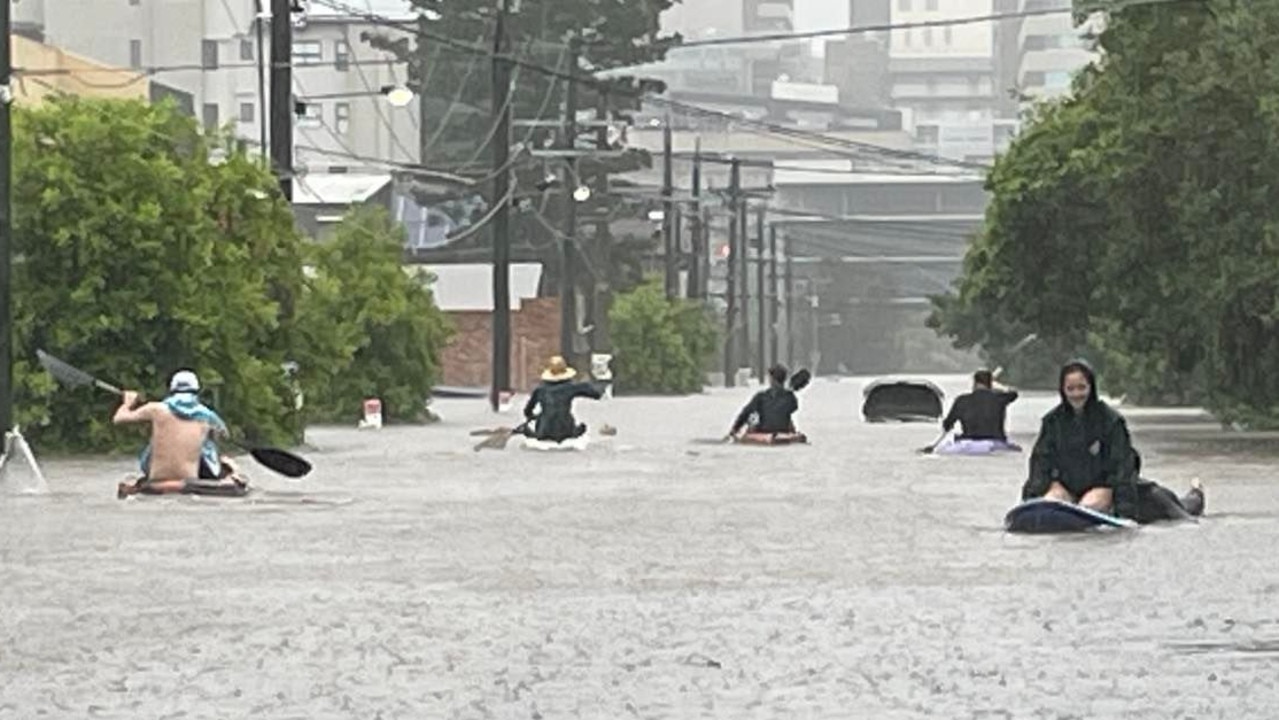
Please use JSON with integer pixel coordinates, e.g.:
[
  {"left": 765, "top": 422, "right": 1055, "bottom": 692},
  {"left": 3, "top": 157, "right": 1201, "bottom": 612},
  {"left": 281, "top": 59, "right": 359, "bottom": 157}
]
[{"left": 520, "top": 434, "right": 591, "bottom": 452}]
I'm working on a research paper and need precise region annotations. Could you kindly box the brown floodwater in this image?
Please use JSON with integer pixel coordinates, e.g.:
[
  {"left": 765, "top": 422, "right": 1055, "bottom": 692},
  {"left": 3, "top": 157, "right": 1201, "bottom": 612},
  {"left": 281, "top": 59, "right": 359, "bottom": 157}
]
[{"left": 2, "top": 376, "right": 1277, "bottom": 719}]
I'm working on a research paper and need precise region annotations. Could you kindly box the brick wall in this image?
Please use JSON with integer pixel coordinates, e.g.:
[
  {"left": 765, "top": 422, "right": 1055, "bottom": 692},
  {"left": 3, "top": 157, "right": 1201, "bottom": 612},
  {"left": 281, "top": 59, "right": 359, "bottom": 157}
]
[{"left": 440, "top": 298, "right": 561, "bottom": 392}]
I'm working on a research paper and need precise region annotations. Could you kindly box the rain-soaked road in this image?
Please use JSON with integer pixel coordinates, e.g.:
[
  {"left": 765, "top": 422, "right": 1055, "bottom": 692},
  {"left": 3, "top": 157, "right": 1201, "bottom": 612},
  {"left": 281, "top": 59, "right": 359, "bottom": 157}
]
[{"left": 2, "top": 375, "right": 1279, "bottom": 719}]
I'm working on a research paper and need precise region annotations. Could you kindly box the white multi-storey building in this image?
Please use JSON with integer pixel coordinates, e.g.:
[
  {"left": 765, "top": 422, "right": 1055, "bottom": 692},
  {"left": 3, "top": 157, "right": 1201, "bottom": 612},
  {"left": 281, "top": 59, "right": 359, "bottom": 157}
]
[{"left": 13, "top": 0, "right": 420, "bottom": 170}]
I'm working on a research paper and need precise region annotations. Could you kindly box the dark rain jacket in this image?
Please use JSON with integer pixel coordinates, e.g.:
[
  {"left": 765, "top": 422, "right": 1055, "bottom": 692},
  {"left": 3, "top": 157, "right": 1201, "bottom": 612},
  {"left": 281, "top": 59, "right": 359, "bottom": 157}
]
[
  {"left": 732, "top": 386, "right": 799, "bottom": 434},
  {"left": 1022, "top": 361, "right": 1138, "bottom": 518},
  {"left": 524, "top": 380, "right": 604, "bottom": 442},
  {"left": 942, "top": 387, "right": 1019, "bottom": 440}
]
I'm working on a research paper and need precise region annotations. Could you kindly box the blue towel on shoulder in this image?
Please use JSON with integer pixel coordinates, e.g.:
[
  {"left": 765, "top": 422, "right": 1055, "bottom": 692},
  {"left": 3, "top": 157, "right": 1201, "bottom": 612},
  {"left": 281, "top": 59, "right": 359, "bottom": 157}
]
[{"left": 138, "top": 393, "right": 228, "bottom": 477}]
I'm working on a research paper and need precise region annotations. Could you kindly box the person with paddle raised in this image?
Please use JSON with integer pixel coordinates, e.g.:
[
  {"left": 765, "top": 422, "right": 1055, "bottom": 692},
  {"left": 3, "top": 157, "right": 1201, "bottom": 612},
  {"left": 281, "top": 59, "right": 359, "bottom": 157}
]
[
  {"left": 521, "top": 356, "right": 605, "bottom": 444},
  {"left": 939, "top": 369, "right": 1019, "bottom": 446},
  {"left": 728, "top": 365, "right": 809, "bottom": 445},
  {"left": 1021, "top": 359, "right": 1138, "bottom": 515},
  {"left": 112, "top": 369, "right": 242, "bottom": 498}
]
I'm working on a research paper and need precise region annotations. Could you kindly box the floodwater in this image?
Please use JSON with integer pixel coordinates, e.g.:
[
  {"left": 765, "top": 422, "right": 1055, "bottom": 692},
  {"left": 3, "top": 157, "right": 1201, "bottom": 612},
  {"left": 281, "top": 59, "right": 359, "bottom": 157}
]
[{"left": 2, "top": 375, "right": 1278, "bottom": 719}]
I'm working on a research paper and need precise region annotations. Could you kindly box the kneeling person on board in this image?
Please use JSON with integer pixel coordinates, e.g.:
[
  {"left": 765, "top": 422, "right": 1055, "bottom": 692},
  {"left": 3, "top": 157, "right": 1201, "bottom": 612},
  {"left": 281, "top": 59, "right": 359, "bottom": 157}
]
[
  {"left": 941, "top": 368, "right": 1018, "bottom": 441},
  {"left": 1021, "top": 359, "right": 1137, "bottom": 515},
  {"left": 729, "top": 364, "right": 802, "bottom": 440},
  {"left": 522, "top": 356, "right": 605, "bottom": 443},
  {"left": 113, "top": 370, "right": 238, "bottom": 496}
]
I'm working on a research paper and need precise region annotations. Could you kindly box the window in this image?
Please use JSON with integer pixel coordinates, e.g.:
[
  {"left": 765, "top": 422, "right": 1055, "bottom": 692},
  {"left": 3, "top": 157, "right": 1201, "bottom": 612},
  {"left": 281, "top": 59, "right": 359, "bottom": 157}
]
[
  {"left": 129, "top": 39, "right": 142, "bottom": 69},
  {"left": 202, "top": 103, "right": 219, "bottom": 131},
  {"left": 926, "top": 0, "right": 938, "bottom": 9},
  {"left": 923, "top": 27, "right": 932, "bottom": 46},
  {"left": 292, "top": 40, "right": 322, "bottom": 65},
  {"left": 239, "top": 38, "right": 254, "bottom": 61},
  {"left": 903, "top": 29, "right": 912, "bottom": 46},
  {"left": 129, "top": 0, "right": 140, "bottom": 5},
  {"left": 334, "top": 39, "right": 350, "bottom": 71},
  {"left": 297, "top": 102, "right": 322, "bottom": 128},
  {"left": 944, "top": 26, "right": 952, "bottom": 45},
  {"left": 201, "top": 39, "right": 219, "bottom": 70},
  {"left": 239, "top": 102, "right": 255, "bottom": 123},
  {"left": 897, "top": 0, "right": 910, "bottom": 10},
  {"left": 334, "top": 102, "right": 350, "bottom": 134},
  {"left": 915, "top": 124, "right": 940, "bottom": 145}
]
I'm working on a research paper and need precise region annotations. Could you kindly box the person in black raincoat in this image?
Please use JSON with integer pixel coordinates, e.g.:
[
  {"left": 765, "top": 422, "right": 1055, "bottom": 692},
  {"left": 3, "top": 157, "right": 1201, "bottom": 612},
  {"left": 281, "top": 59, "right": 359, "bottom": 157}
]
[
  {"left": 1022, "top": 359, "right": 1139, "bottom": 516},
  {"left": 1022, "top": 359, "right": 1206, "bottom": 523},
  {"left": 522, "top": 356, "right": 604, "bottom": 442}
]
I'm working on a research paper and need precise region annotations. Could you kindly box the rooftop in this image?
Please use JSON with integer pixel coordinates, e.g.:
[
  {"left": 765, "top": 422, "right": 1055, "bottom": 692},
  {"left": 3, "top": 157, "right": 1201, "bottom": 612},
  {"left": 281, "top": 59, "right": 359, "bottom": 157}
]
[{"left": 293, "top": 173, "right": 393, "bottom": 205}]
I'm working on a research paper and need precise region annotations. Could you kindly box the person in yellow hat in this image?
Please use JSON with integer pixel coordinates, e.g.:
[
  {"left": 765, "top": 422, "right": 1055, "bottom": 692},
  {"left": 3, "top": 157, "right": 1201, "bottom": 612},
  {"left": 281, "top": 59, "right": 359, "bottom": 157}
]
[{"left": 522, "top": 355, "right": 605, "bottom": 443}]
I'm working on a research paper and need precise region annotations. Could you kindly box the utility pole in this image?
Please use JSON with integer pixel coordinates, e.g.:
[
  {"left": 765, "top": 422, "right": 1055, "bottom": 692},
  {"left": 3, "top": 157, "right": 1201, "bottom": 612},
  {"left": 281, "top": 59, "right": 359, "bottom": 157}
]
[
  {"left": 700, "top": 206, "right": 711, "bottom": 299},
  {"left": 661, "top": 114, "right": 677, "bottom": 299},
  {"left": 723, "top": 159, "right": 741, "bottom": 388},
  {"left": 586, "top": 91, "right": 611, "bottom": 352},
  {"left": 255, "top": 0, "right": 268, "bottom": 158},
  {"left": 769, "top": 224, "right": 780, "bottom": 368},
  {"left": 687, "top": 141, "right": 702, "bottom": 299},
  {"left": 0, "top": 0, "right": 12, "bottom": 431},
  {"left": 784, "top": 244, "right": 794, "bottom": 369},
  {"left": 560, "top": 34, "right": 581, "bottom": 357},
  {"left": 755, "top": 207, "right": 767, "bottom": 383},
  {"left": 489, "top": 0, "right": 514, "bottom": 411},
  {"left": 737, "top": 195, "right": 750, "bottom": 382},
  {"left": 269, "top": 0, "right": 293, "bottom": 200},
  {"left": 417, "top": 16, "right": 431, "bottom": 164}
]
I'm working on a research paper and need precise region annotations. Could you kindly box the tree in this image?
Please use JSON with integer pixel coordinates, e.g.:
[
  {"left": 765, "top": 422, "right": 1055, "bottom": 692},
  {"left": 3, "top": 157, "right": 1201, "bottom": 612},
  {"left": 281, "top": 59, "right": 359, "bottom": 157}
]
[
  {"left": 11, "top": 97, "right": 308, "bottom": 449},
  {"left": 930, "top": 0, "right": 1279, "bottom": 422},
  {"left": 609, "top": 278, "right": 717, "bottom": 395},
  {"left": 363, "top": 1, "right": 677, "bottom": 338},
  {"left": 294, "top": 206, "right": 453, "bottom": 422}
]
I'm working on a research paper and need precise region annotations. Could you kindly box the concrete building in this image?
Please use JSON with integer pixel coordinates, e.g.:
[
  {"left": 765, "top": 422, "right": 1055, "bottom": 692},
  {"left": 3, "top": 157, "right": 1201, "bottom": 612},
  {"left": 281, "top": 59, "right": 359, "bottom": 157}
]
[
  {"left": 994, "top": 0, "right": 1101, "bottom": 112},
  {"left": 14, "top": 0, "right": 419, "bottom": 170},
  {"left": 655, "top": 0, "right": 811, "bottom": 98},
  {"left": 11, "top": 33, "right": 151, "bottom": 104}
]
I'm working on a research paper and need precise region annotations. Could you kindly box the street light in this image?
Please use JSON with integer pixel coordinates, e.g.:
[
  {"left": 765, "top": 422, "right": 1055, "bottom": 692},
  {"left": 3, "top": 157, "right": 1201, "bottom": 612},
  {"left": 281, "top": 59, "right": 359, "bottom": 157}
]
[
  {"left": 384, "top": 85, "right": 414, "bottom": 108},
  {"left": 572, "top": 185, "right": 592, "bottom": 202}
]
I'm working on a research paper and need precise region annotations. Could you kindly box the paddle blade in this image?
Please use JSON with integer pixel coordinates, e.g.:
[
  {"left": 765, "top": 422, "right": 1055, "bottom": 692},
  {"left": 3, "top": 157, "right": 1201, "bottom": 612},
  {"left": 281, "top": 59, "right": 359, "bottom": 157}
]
[
  {"left": 37, "top": 349, "right": 98, "bottom": 389},
  {"left": 248, "top": 447, "right": 311, "bottom": 478},
  {"left": 473, "top": 428, "right": 516, "bottom": 451},
  {"left": 789, "top": 368, "right": 812, "bottom": 392}
]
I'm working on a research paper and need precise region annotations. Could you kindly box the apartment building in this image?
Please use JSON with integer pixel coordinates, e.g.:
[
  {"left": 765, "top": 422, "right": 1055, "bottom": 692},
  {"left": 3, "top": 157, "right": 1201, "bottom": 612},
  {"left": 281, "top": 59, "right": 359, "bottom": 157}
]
[{"left": 13, "top": 0, "right": 419, "bottom": 170}]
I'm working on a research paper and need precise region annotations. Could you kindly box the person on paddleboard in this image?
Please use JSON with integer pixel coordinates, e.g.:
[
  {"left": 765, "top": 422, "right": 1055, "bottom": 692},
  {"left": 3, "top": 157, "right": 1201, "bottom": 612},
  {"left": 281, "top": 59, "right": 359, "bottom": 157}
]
[
  {"left": 1022, "top": 359, "right": 1138, "bottom": 515},
  {"left": 729, "top": 364, "right": 804, "bottom": 442},
  {"left": 113, "top": 369, "right": 239, "bottom": 497},
  {"left": 522, "top": 356, "right": 605, "bottom": 443},
  {"left": 941, "top": 369, "right": 1019, "bottom": 443}
]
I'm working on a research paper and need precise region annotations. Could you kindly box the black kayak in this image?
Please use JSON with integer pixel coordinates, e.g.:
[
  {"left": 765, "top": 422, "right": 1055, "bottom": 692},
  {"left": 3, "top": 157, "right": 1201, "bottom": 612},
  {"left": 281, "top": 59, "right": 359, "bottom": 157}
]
[{"left": 118, "top": 475, "right": 251, "bottom": 499}]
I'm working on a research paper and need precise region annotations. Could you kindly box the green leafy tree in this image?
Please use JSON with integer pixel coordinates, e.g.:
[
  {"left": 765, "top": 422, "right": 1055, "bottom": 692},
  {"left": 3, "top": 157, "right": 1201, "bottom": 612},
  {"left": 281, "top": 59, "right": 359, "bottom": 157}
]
[
  {"left": 931, "top": 0, "right": 1279, "bottom": 422},
  {"left": 295, "top": 205, "right": 454, "bottom": 422},
  {"left": 12, "top": 97, "right": 306, "bottom": 449},
  {"left": 609, "top": 278, "right": 717, "bottom": 394}
]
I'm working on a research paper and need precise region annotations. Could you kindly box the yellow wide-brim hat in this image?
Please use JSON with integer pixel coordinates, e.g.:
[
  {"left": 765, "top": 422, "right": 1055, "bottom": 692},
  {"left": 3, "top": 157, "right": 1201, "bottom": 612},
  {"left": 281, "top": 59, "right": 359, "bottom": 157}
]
[{"left": 541, "top": 355, "right": 577, "bottom": 381}]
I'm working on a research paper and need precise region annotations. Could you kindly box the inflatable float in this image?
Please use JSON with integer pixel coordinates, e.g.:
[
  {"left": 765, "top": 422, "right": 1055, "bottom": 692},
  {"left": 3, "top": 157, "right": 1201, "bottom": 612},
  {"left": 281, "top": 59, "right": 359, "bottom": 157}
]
[
  {"left": 933, "top": 438, "right": 1022, "bottom": 456},
  {"left": 737, "top": 432, "right": 808, "bottom": 446},
  {"left": 520, "top": 434, "right": 591, "bottom": 452}
]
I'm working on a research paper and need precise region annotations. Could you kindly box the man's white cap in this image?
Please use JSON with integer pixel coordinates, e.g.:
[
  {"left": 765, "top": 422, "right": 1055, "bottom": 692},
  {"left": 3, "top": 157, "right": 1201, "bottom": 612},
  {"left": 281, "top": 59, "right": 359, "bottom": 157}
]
[{"left": 169, "top": 370, "right": 200, "bottom": 393}]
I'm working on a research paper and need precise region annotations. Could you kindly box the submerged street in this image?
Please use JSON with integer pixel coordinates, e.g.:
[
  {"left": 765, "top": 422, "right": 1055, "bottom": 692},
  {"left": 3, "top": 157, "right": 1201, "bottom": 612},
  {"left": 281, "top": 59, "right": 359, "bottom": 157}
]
[{"left": 3, "top": 376, "right": 1279, "bottom": 718}]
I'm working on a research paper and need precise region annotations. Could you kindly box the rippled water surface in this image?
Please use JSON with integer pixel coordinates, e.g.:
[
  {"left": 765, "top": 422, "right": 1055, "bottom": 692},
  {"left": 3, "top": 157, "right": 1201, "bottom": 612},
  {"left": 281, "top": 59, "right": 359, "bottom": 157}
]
[{"left": 3, "top": 376, "right": 1278, "bottom": 719}]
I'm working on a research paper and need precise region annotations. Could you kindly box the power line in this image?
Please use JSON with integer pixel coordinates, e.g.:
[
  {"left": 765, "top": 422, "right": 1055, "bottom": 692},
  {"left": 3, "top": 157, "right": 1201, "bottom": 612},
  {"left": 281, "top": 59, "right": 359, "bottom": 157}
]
[
  {"left": 305, "top": 0, "right": 990, "bottom": 171},
  {"left": 676, "top": 0, "right": 1186, "bottom": 49}
]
